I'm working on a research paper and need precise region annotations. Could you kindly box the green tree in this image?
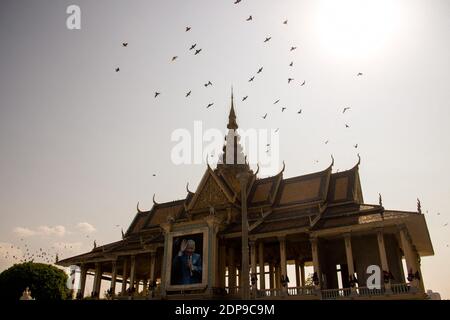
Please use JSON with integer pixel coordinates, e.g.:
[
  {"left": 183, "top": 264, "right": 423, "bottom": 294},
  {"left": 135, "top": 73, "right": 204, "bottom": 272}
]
[{"left": 0, "top": 262, "right": 69, "bottom": 300}]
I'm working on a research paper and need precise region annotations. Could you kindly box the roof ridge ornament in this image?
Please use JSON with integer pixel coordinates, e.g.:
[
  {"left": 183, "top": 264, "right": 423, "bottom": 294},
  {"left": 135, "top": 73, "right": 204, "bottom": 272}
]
[
  {"left": 417, "top": 198, "right": 422, "bottom": 214},
  {"left": 186, "top": 182, "right": 193, "bottom": 194},
  {"left": 330, "top": 154, "right": 335, "bottom": 167},
  {"left": 356, "top": 153, "right": 361, "bottom": 167},
  {"left": 137, "top": 201, "right": 143, "bottom": 213},
  {"left": 255, "top": 163, "right": 260, "bottom": 175},
  {"left": 153, "top": 193, "right": 159, "bottom": 205}
]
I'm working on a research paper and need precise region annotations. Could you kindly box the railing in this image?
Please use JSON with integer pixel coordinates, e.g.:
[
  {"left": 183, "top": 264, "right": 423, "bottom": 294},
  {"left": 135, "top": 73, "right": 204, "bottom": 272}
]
[
  {"left": 391, "top": 283, "right": 411, "bottom": 294},
  {"left": 321, "top": 284, "right": 413, "bottom": 300},
  {"left": 321, "top": 288, "right": 353, "bottom": 299},
  {"left": 226, "top": 286, "right": 240, "bottom": 295},
  {"left": 287, "top": 286, "right": 316, "bottom": 296},
  {"left": 256, "top": 288, "right": 282, "bottom": 298}
]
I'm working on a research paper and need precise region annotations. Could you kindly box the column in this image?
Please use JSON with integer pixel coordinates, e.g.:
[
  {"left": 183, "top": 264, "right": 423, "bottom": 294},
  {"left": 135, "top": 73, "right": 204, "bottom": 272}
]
[
  {"left": 399, "top": 228, "right": 419, "bottom": 290},
  {"left": 149, "top": 251, "right": 156, "bottom": 289},
  {"left": 228, "top": 247, "right": 236, "bottom": 290},
  {"left": 121, "top": 258, "right": 128, "bottom": 294},
  {"left": 377, "top": 231, "right": 391, "bottom": 291},
  {"left": 295, "top": 260, "right": 301, "bottom": 287},
  {"left": 310, "top": 237, "right": 321, "bottom": 288},
  {"left": 78, "top": 264, "right": 87, "bottom": 299},
  {"left": 129, "top": 255, "right": 136, "bottom": 293},
  {"left": 93, "top": 262, "right": 102, "bottom": 298},
  {"left": 237, "top": 171, "right": 251, "bottom": 300},
  {"left": 344, "top": 234, "right": 356, "bottom": 293},
  {"left": 279, "top": 236, "right": 288, "bottom": 294},
  {"left": 275, "top": 265, "right": 281, "bottom": 290},
  {"left": 269, "top": 263, "right": 275, "bottom": 290},
  {"left": 143, "top": 280, "right": 148, "bottom": 294},
  {"left": 219, "top": 243, "right": 227, "bottom": 288},
  {"left": 110, "top": 260, "right": 117, "bottom": 297},
  {"left": 300, "top": 262, "right": 306, "bottom": 287},
  {"left": 258, "top": 241, "right": 266, "bottom": 291},
  {"left": 205, "top": 215, "right": 221, "bottom": 291},
  {"left": 250, "top": 240, "right": 257, "bottom": 297}
]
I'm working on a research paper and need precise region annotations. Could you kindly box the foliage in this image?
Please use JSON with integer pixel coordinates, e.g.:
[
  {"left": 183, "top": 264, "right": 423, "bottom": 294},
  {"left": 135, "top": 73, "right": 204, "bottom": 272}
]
[{"left": 0, "top": 262, "right": 69, "bottom": 300}]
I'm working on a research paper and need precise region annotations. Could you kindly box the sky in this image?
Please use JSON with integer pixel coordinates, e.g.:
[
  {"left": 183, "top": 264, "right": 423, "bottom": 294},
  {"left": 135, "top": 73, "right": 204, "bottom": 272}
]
[{"left": 0, "top": 0, "right": 449, "bottom": 298}]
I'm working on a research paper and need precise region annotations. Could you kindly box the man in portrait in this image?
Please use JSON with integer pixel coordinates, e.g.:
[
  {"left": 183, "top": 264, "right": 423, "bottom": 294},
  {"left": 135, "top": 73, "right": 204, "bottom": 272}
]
[{"left": 172, "top": 239, "right": 202, "bottom": 285}]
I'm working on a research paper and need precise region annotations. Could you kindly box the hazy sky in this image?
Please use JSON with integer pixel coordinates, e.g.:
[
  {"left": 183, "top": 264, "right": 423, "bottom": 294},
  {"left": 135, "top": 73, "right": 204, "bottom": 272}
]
[{"left": 1, "top": 0, "right": 449, "bottom": 298}]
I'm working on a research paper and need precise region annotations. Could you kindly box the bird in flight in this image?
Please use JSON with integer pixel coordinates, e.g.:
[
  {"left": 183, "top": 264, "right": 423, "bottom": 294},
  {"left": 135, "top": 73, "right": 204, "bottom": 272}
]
[
  {"left": 204, "top": 80, "right": 212, "bottom": 87},
  {"left": 242, "top": 96, "right": 248, "bottom": 101},
  {"left": 234, "top": 0, "right": 241, "bottom": 4},
  {"left": 281, "top": 107, "right": 287, "bottom": 112},
  {"left": 283, "top": 19, "right": 288, "bottom": 24},
  {"left": 357, "top": 72, "right": 363, "bottom": 76},
  {"left": 264, "top": 36, "right": 272, "bottom": 43},
  {"left": 194, "top": 49, "right": 202, "bottom": 55},
  {"left": 290, "top": 46, "right": 297, "bottom": 51},
  {"left": 154, "top": 92, "right": 160, "bottom": 98},
  {"left": 262, "top": 113, "right": 267, "bottom": 119},
  {"left": 186, "top": 26, "right": 191, "bottom": 32},
  {"left": 115, "top": 67, "right": 120, "bottom": 72},
  {"left": 444, "top": 223, "right": 448, "bottom": 227},
  {"left": 288, "top": 78, "right": 294, "bottom": 83},
  {"left": 185, "top": 91, "right": 191, "bottom": 97},
  {"left": 354, "top": 144, "right": 358, "bottom": 148},
  {"left": 257, "top": 67, "right": 263, "bottom": 74},
  {"left": 275, "top": 128, "right": 279, "bottom": 133},
  {"left": 152, "top": 174, "right": 156, "bottom": 177},
  {"left": 273, "top": 99, "right": 280, "bottom": 104},
  {"left": 300, "top": 80, "right": 306, "bottom": 86},
  {"left": 297, "top": 109, "right": 302, "bottom": 114},
  {"left": 325, "top": 140, "right": 329, "bottom": 144},
  {"left": 189, "top": 44, "right": 197, "bottom": 50},
  {"left": 246, "top": 15, "right": 252, "bottom": 21},
  {"left": 345, "top": 124, "right": 350, "bottom": 128},
  {"left": 343, "top": 107, "right": 351, "bottom": 113},
  {"left": 249, "top": 76, "right": 255, "bottom": 82},
  {"left": 207, "top": 103, "right": 214, "bottom": 108},
  {"left": 289, "top": 61, "right": 293, "bottom": 67},
  {"left": 171, "top": 56, "right": 178, "bottom": 61},
  {"left": 122, "top": 42, "right": 128, "bottom": 47}
]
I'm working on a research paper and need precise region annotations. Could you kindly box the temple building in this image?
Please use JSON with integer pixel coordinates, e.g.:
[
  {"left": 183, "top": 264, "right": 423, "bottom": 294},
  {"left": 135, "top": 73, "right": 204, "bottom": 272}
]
[{"left": 58, "top": 94, "right": 434, "bottom": 300}]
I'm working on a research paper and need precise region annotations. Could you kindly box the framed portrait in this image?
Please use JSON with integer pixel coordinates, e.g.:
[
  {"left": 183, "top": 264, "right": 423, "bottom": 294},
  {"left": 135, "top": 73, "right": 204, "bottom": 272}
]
[{"left": 165, "top": 227, "right": 208, "bottom": 291}]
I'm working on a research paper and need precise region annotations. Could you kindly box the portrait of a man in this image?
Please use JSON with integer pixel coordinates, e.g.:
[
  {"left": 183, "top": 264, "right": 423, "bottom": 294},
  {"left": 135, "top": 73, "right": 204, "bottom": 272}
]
[{"left": 171, "top": 237, "right": 203, "bottom": 285}]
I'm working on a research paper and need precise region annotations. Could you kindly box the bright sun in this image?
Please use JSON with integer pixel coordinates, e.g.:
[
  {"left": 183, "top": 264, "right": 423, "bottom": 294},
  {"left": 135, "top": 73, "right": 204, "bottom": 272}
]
[{"left": 313, "top": 0, "right": 403, "bottom": 58}]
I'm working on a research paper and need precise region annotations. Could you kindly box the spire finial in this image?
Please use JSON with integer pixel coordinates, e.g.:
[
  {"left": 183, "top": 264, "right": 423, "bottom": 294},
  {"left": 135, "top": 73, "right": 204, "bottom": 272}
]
[{"left": 227, "top": 87, "right": 238, "bottom": 130}]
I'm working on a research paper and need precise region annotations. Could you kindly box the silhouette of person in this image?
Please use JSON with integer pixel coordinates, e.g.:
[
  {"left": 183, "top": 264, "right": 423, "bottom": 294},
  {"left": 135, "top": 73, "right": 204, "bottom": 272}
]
[{"left": 172, "top": 239, "right": 202, "bottom": 285}]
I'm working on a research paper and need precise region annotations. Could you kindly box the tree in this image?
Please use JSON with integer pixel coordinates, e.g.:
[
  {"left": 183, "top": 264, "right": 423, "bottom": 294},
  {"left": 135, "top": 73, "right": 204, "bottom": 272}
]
[{"left": 0, "top": 262, "right": 69, "bottom": 300}]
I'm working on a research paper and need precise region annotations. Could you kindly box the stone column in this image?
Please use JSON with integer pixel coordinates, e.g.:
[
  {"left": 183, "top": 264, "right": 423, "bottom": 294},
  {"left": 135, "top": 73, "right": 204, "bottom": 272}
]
[
  {"left": 78, "top": 264, "right": 87, "bottom": 299},
  {"left": 295, "top": 260, "right": 301, "bottom": 287},
  {"left": 344, "top": 234, "right": 356, "bottom": 293},
  {"left": 258, "top": 241, "right": 265, "bottom": 291},
  {"left": 377, "top": 230, "right": 391, "bottom": 292},
  {"left": 237, "top": 171, "right": 251, "bottom": 299},
  {"left": 279, "top": 236, "right": 288, "bottom": 295},
  {"left": 121, "top": 258, "right": 128, "bottom": 294},
  {"left": 275, "top": 264, "right": 281, "bottom": 290},
  {"left": 268, "top": 263, "right": 274, "bottom": 290},
  {"left": 228, "top": 247, "right": 236, "bottom": 290},
  {"left": 93, "top": 262, "right": 102, "bottom": 298},
  {"left": 219, "top": 243, "right": 227, "bottom": 288},
  {"left": 205, "top": 215, "right": 222, "bottom": 292},
  {"left": 110, "top": 260, "right": 117, "bottom": 297},
  {"left": 399, "top": 228, "right": 419, "bottom": 290},
  {"left": 250, "top": 240, "right": 257, "bottom": 297},
  {"left": 129, "top": 255, "right": 136, "bottom": 293},
  {"left": 300, "top": 262, "right": 305, "bottom": 287},
  {"left": 310, "top": 237, "right": 321, "bottom": 289},
  {"left": 149, "top": 251, "right": 156, "bottom": 287}
]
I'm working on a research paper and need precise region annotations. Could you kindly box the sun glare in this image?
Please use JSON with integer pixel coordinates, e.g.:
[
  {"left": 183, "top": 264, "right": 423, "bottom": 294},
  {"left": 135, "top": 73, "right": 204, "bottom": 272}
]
[{"left": 313, "top": 0, "right": 403, "bottom": 58}]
